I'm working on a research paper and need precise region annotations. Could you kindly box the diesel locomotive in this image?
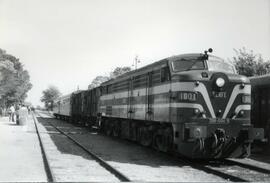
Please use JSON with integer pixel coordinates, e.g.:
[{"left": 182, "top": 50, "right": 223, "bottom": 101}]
[{"left": 53, "top": 49, "right": 264, "bottom": 159}]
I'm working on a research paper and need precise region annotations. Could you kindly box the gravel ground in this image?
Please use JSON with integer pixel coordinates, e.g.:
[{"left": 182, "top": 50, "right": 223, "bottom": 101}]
[
  {"left": 36, "top": 112, "right": 226, "bottom": 182},
  {"left": 35, "top": 116, "right": 119, "bottom": 182}
]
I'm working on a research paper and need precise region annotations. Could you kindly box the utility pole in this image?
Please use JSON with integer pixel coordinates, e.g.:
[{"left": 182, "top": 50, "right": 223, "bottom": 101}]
[{"left": 132, "top": 55, "right": 140, "bottom": 70}]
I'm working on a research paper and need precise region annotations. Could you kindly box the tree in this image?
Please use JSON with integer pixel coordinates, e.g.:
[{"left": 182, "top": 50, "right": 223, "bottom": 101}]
[
  {"left": 109, "top": 66, "right": 131, "bottom": 78},
  {"left": 88, "top": 66, "right": 131, "bottom": 89},
  {"left": 0, "top": 48, "right": 32, "bottom": 108},
  {"left": 88, "top": 76, "right": 110, "bottom": 89},
  {"left": 40, "top": 85, "right": 61, "bottom": 110},
  {"left": 232, "top": 47, "right": 270, "bottom": 77}
]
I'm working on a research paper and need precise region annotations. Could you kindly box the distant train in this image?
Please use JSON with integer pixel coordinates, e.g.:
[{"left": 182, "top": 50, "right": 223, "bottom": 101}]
[
  {"left": 250, "top": 75, "right": 270, "bottom": 145},
  {"left": 53, "top": 49, "right": 264, "bottom": 159}
]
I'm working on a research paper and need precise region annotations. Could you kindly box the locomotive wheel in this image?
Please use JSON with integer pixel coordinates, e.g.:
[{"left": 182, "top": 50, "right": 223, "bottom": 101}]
[
  {"left": 154, "top": 128, "right": 173, "bottom": 152},
  {"left": 113, "top": 121, "right": 121, "bottom": 137},
  {"left": 239, "top": 143, "right": 251, "bottom": 158},
  {"left": 139, "top": 126, "right": 152, "bottom": 146}
]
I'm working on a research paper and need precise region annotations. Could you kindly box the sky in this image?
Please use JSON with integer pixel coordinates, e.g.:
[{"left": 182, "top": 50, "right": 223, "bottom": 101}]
[{"left": 0, "top": 0, "right": 269, "bottom": 107}]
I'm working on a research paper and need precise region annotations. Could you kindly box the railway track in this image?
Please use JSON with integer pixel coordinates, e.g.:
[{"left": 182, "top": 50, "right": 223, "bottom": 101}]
[
  {"left": 32, "top": 112, "right": 55, "bottom": 182},
  {"left": 178, "top": 155, "right": 270, "bottom": 182},
  {"left": 179, "top": 159, "right": 247, "bottom": 182},
  {"left": 223, "top": 159, "right": 270, "bottom": 175},
  {"left": 35, "top": 112, "right": 130, "bottom": 182},
  {"left": 207, "top": 160, "right": 270, "bottom": 182},
  {"left": 36, "top": 111, "right": 270, "bottom": 182}
]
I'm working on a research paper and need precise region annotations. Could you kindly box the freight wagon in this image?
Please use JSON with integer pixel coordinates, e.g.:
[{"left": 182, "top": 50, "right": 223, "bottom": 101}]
[{"left": 250, "top": 75, "right": 270, "bottom": 145}]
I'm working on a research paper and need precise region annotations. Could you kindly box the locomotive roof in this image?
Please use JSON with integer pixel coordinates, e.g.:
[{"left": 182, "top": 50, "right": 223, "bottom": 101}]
[
  {"left": 249, "top": 74, "right": 270, "bottom": 87},
  {"left": 100, "top": 58, "right": 168, "bottom": 86},
  {"left": 101, "top": 53, "right": 223, "bottom": 86}
]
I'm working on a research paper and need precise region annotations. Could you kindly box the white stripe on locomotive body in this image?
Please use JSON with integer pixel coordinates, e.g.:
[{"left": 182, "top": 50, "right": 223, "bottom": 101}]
[
  {"left": 171, "top": 82, "right": 215, "bottom": 118},
  {"left": 99, "top": 82, "right": 251, "bottom": 120},
  {"left": 232, "top": 105, "right": 251, "bottom": 119},
  {"left": 101, "top": 103, "right": 204, "bottom": 110},
  {"left": 100, "top": 82, "right": 215, "bottom": 118},
  {"left": 222, "top": 84, "right": 251, "bottom": 119},
  {"left": 101, "top": 90, "right": 129, "bottom": 100},
  {"left": 100, "top": 103, "right": 205, "bottom": 122}
]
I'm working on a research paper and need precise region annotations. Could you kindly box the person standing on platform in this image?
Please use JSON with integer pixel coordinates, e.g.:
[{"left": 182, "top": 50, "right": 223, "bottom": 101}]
[
  {"left": 0, "top": 107, "right": 3, "bottom": 117},
  {"left": 9, "top": 104, "right": 15, "bottom": 122},
  {"left": 19, "top": 104, "right": 28, "bottom": 130},
  {"left": 15, "top": 104, "right": 21, "bottom": 125}
]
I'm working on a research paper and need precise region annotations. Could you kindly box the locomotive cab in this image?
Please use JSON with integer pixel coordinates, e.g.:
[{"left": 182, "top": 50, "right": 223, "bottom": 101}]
[{"left": 167, "top": 51, "right": 264, "bottom": 158}]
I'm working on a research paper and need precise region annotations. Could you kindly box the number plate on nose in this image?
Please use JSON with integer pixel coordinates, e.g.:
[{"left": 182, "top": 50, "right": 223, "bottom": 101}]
[{"left": 212, "top": 91, "right": 226, "bottom": 98}]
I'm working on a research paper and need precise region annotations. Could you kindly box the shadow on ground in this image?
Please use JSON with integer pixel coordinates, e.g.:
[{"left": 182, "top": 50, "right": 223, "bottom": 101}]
[
  {"left": 36, "top": 117, "right": 186, "bottom": 168},
  {"left": 250, "top": 146, "right": 270, "bottom": 165}
]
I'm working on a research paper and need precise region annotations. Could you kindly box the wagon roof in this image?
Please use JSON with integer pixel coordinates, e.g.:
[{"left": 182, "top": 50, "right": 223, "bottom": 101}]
[{"left": 249, "top": 74, "right": 270, "bottom": 86}]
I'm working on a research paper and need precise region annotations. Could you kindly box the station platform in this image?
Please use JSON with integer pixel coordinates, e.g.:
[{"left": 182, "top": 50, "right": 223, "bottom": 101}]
[{"left": 0, "top": 115, "right": 47, "bottom": 182}]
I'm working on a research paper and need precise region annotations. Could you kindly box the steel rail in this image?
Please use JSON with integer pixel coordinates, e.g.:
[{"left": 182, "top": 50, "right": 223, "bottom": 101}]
[
  {"left": 32, "top": 113, "right": 55, "bottom": 182},
  {"left": 223, "top": 159, "right": 270, "bottom": 175},
  {"left": 36, "top": 113, "right": 131, "bottom": 182},
  {"left": 177, "top": 158, "right": 248, "bottom": 182}
]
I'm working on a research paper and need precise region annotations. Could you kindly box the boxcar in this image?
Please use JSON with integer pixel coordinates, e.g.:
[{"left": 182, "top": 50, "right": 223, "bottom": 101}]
[
  {"left": 70, "top": 90, "right": 84, "bottom": 124},
  {"left": 250, "top": 74, "right": 270, "bottom": 144},
  {"left": 81, "top": 88, "right": 101, "bottom": 126}
]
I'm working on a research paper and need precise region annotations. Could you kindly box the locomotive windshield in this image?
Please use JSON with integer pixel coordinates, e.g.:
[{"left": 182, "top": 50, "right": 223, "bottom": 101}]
[
  {"left": 171, "top": 58, "right": 205, "bottom": 72},
  {"left": 207, "top": 57, "right": 236, "bottom": 74},
  {"left": 171, "top": 56, "right": 236, "bottom": 74}
]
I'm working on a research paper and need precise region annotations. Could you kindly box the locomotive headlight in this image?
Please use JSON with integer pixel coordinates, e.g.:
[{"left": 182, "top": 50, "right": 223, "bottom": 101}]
[
  {"left": 216, "top": 78, "right": 225, "bottom": 87},
  {"left": 194, "top": 108, "right": 200, "bottom": 115},
  {"left": 238, "top": 110, "right": 245, "bottom": 117}
]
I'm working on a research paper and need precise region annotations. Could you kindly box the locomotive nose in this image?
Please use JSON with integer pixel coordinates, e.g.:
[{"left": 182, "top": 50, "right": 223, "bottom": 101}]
[{"left": 209, "top": 72, "right": 231, "bottom": 118}]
